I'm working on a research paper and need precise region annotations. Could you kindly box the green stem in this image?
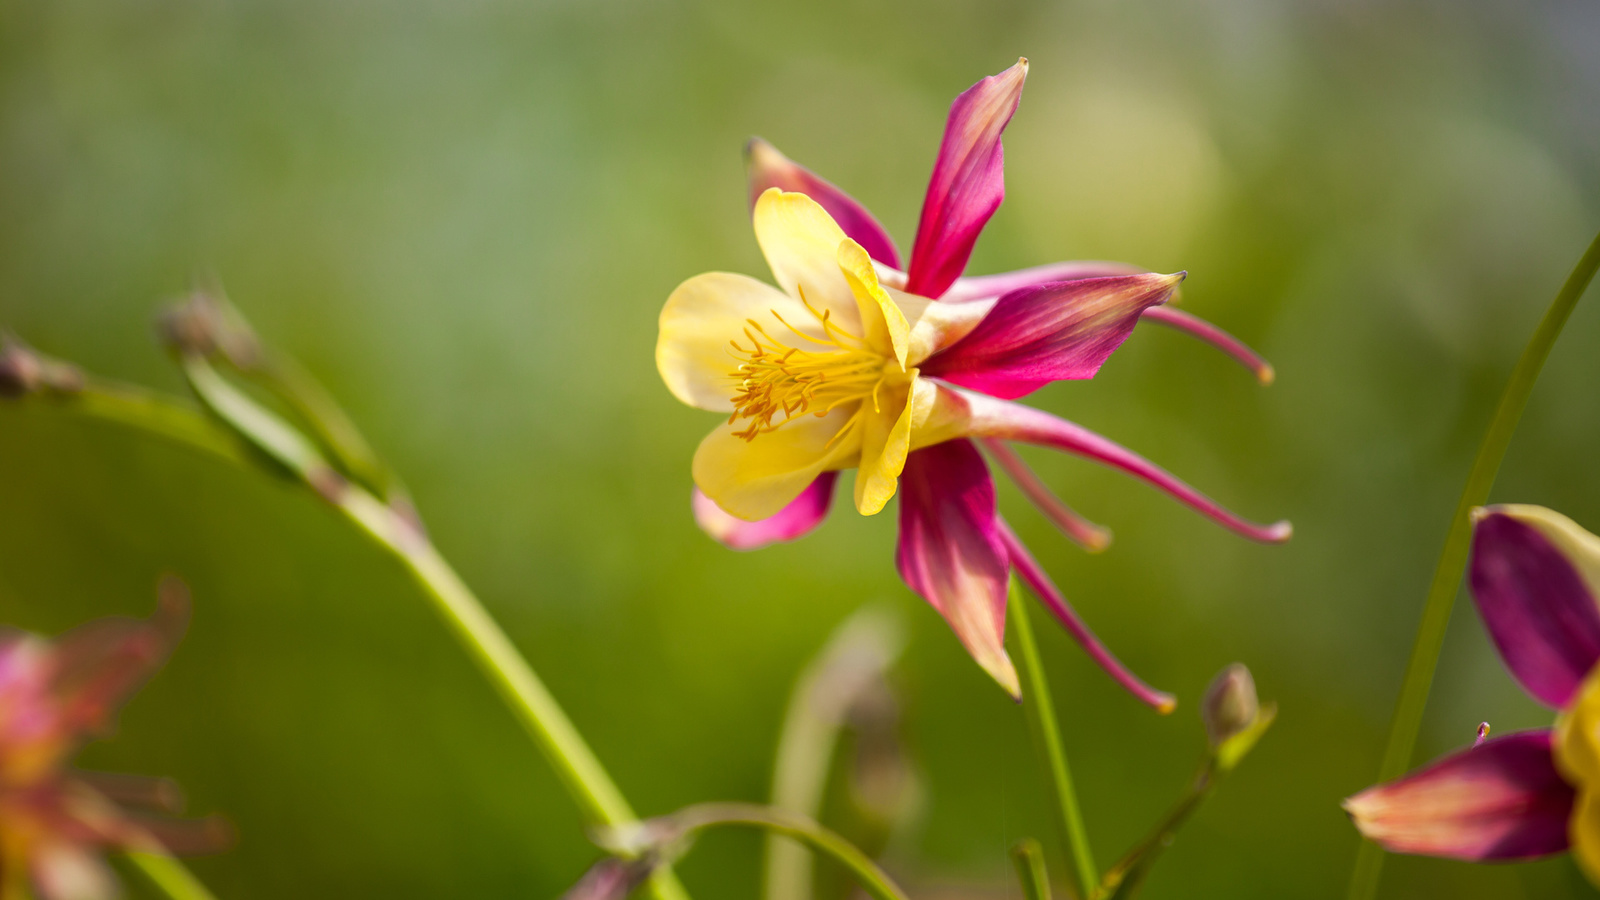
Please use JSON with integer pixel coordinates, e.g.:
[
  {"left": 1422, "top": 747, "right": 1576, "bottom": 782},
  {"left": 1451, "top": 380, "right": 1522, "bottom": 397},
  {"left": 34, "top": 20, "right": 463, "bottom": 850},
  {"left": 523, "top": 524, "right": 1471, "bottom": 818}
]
[
  {"left": 1348, "top": 228, "right": 1600, "bottom": 900},
  {"left": 1011, "top": 579, "right": 1097, "bottom": 900},
  {"left": 1099, "top": 761, "right": 1215, "bottom": 900},
  {"left": 1011, "top": 838, "right": 1054, "bottom": 900},
  {"left": 124, "top": 852, "right": 217, "bottom": 900},
  {"left": 7, "top": 377, "right": 688, "bottom": 900},
  {"left": 662, "top": 803, "right": 910, "bottom": 900},
  {"left": 764, "top": 607, "right": 903, "bottom": 900}
]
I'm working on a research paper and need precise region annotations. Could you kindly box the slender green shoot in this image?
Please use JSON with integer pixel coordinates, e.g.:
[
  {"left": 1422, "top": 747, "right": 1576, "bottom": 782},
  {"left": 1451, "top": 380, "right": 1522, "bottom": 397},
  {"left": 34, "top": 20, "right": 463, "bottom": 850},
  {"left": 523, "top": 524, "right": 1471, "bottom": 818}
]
[
  {"left": 1011, "top": 838, "right": 1054, "bottom": 900},
  {"left": 1011, "top": 579, "right": 1097, "bottom": 899},
  {"left": 123, "top": 852, "right": 217, "bottom": 900},
  {"left": 1348, "top": 228, "right": 1600, "bottom": 900}
]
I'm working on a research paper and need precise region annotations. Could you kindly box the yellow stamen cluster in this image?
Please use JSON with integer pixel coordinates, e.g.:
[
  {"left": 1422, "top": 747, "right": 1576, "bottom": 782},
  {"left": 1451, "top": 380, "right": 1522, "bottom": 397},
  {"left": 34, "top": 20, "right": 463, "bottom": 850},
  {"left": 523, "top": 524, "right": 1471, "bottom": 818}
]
[{"left": 727, "top": 291, "right": 886, "bottom": 442}]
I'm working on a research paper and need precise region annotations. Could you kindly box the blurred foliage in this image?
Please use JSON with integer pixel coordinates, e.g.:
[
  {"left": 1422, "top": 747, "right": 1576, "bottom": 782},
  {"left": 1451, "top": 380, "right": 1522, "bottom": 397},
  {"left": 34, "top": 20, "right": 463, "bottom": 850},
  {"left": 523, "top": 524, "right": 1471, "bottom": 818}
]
[{"left": 2, "top": 0, "right": 1600, "bottom": 897}]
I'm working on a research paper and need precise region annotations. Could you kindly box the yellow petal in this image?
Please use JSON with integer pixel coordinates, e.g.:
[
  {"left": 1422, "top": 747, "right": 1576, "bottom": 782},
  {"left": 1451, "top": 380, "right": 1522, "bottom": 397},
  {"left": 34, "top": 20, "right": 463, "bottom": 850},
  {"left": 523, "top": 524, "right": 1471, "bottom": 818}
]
[
  {"left": 1572, "top": 789, "right": 1600, "bottom": 889},
  {"left": 753, "top": 188, "right": 863, "bottom": 330},
  {"left": 1558, "top": 666, "right": 1600, "bottom": 790},
  {"left": 693, "top": 406, "right": 862, "bottom": 521},
  {"left": 1557, "top": 665, "right": 1600, "bottom": 889},
  {"left": 837, "top": 239, "right": 911, "bottom": 366},
  {"left": 658, "top": 272, "right": 813, "bottom": 412},
  {"left": 855, "top": 373, "right": 936, "bottom": 516}
]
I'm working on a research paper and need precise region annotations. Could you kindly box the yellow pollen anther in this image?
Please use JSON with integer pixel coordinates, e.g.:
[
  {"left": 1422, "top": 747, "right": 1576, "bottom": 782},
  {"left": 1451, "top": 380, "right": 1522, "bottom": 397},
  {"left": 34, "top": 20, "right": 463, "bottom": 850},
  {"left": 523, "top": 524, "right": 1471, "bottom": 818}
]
[{"left": 726, "top": 289, "right": 888, "bottom": 442}]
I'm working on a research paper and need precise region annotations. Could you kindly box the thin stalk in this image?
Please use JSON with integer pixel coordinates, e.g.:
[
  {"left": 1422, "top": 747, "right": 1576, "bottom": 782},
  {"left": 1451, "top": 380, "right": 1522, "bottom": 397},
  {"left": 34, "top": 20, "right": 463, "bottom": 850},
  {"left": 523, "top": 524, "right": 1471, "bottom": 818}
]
[
  {"left": 1010, "top": 838, "right": 1053, "bottom": 900},
  {"left": 764, "top": 607, "right": 904, "bottom": 900},
  {"left": 659, "top": 803, "right": 910, "bottom": 900},
  {"left": 124, "top": 852, "right": 217, "bottom": 900},
  {"left": 1011, "top": 579, "right": 1097, "bottom": 899},
  {"left": 1348, "top": 228, "right": 1600, "bottom": 900},
  {"left": 6, "top": 377, "right": 689, "bottom": 900}
]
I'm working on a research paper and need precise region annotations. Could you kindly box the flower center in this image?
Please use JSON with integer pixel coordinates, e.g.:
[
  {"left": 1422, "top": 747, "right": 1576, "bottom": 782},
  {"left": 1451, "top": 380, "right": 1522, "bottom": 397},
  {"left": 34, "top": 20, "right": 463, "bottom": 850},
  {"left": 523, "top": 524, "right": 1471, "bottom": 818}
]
[{"left": 726, "top": 290, "right": 891, "bottom": 443}]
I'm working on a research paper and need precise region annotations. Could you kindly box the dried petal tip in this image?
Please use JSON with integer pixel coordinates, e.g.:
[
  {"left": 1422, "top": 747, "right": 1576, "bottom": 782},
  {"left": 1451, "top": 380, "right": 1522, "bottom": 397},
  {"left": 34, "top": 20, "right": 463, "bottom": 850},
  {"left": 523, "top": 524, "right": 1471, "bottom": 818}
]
[
  {"left": 156, "top": 290, "right": 262, "bottom": 369},
  {"left": 0, "top": 337, "right": 84, "bottom": 398},
  {"left": 0, "top": 338, "right": 43, "bottom": 397},
  {"left": 560, "top": 858, "right": 656, "bottom": 900},
  {"left": 1202, "top": 663, "right": 1259, "bottom": 748}
]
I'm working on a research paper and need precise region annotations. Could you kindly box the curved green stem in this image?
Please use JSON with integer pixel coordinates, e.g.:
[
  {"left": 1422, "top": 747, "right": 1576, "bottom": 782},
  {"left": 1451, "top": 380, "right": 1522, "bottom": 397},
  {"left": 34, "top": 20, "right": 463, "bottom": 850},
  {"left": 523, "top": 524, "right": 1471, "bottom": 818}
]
[
  {"left": 6, "top": 373, "right": 688, "bottom": 900},
  {"left": 1011, "top": 579, "right": 1097, "bottom": 900},
  {"left": 1348, "top": 228, "right": 1600, "bottom": 900},
  {"left": 124, "top": 852, "right": 217, "bottom": 900},
  {"left": 658, "top": 803, "right": 910, "bottom": 900}
]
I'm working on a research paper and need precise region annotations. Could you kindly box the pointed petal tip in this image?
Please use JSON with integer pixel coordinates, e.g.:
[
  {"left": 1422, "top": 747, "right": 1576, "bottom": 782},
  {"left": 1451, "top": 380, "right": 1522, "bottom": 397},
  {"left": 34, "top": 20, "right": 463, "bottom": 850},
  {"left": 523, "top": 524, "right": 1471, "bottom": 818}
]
[
  {"left": 1470, "top": 505, "right": 1493, "bottom": 523},
  {"left": 977, "top": 646, "right": 1021, "bottom": 700}
]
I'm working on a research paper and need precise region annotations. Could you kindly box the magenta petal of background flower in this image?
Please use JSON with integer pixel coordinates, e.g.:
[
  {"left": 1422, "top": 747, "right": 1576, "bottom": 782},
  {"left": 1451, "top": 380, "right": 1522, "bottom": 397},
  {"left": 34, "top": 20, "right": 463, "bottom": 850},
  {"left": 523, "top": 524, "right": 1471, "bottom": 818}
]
[
  {"left": 1469, "top": 510, "right": 1600, "bottom": 709},
  {"left": 50, "top": 587, "right": 188, "bottom": 739},
  {"left": 1344, "top": 730, "right": 1574, "bottom": 861},
  {"left": 903, "top": 59, "right": 1028, "bottom": 300},
  {"left": 950, "top": 387, "right": 1292, "bottom": 543},
  {"left": 1140, "top": 306, "right": 1276, "bottom": 384},
  {"left": 940, "top": 260, "right": 1148, "bottom": 303},
  {"left": 997, "top": 519, "right": 1174, "bottom": 712},
  {"left": 744, "top": 137, "right": 902, "bottom": 269},
  {"left": 692, "top": 472, "right": 838, "bottom": 551},
  {"left": 923, "top": 274, "right": 1182, "bottom": 399},
  {"left": 895, "top": 439, "right": 1018, "bottom": 696}
]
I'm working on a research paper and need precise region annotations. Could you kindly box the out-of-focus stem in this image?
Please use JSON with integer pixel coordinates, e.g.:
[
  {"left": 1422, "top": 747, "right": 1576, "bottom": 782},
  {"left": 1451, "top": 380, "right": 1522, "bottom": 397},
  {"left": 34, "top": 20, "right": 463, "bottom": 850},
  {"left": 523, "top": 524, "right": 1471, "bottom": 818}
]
[
  {"left": 660, "top": 803, "right": 910, "bottom": 900},
  {"left": 1010, "top": 838, "right": 1053, "bottom": 900},
  {"left": 1099, "top": 762, "right": 1214, "bottom": 900},
  {"left": 7, "top": 371, "right": 689, "bottom": 900},
  {"left": 124, "top": 852, "right": 217, "bottom": 900},
  {"left": 1348, "top": 228, "right": 1600, "bottom": 900},
  {"left": 764, "top": 608, "right": 904, "bottom": 900},
  {"left": 1011, "top": 579, "right": 1096, "bottom": 899}
]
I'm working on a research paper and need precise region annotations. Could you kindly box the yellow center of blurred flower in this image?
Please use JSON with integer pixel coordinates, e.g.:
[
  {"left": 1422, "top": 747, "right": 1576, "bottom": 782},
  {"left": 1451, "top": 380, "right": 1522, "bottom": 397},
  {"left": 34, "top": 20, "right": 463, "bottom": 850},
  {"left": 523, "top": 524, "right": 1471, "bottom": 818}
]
[
  {"left": 1557, "top": 666, "right": 1600, "bottom": 887},
  {"left": 726, "top": 290, "right": 896, "bottom": 444}
]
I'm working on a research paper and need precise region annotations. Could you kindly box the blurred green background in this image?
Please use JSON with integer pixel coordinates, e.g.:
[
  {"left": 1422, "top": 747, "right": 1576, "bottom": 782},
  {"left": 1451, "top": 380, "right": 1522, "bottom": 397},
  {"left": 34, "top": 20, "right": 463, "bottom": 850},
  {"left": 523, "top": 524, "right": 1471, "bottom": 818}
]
[{"left": 3, "top": 0, "right": 1600, "bottom": 897}]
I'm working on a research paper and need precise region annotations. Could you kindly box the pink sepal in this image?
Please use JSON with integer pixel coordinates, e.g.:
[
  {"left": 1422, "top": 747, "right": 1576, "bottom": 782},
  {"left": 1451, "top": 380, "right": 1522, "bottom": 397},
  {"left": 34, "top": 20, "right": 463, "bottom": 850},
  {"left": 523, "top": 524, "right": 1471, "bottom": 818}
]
[
  {"left": 904, "top": 60, "right": 1028, "bottom": 299},
  {"left": 1344, "top": 730, "right": 1574, "bottom": 861},
  {"left": 895, "top": 439, "right": 1018, "bottom": 697},
  {"left": 744, "top": 138, "right": 902, "bottom": 269},
  {"left": 1469, "top": 510, "right": 1600, "bottom": 709},
  {"left": 692, "top": 473, "right": 838, "bottom": 551},
  {"left": 923, "top": 274, "right": 1182, "bottom": 399}
]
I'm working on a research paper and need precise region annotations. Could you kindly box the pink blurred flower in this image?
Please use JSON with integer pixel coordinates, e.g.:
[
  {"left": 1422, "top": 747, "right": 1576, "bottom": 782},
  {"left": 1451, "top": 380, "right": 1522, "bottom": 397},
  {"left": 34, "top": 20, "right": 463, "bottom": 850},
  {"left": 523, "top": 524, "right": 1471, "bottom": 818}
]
[
  {"left": 660, "top": 60, "right": 1287, "bottom": 703},
  {"left": 1345, "top": 505, "right": 1600, "bottom": 885},
  {"left": 0, "top": 584, "right": 229, "bottom": 899}
]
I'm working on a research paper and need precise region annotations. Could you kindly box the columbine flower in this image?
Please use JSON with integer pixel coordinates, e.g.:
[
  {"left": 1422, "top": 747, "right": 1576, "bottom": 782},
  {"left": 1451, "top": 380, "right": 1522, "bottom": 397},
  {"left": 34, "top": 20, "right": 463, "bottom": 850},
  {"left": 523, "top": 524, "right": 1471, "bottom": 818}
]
[
  {"left": 658, "top": 59, "right": 1288, "bottom": 703},
  {"left": 0, "top": 585, "right": 228, "bottom": 899},
  {"left": 1344, "top": 505, "right": 1600, "bottom": 883}
]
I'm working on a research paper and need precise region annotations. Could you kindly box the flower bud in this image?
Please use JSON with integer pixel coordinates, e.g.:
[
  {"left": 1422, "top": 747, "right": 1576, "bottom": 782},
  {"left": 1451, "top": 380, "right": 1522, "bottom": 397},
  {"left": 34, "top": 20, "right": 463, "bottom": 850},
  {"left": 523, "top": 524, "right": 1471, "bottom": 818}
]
[{"left": 1202, "top": 663, "right": 1260, "bottom": 749}]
